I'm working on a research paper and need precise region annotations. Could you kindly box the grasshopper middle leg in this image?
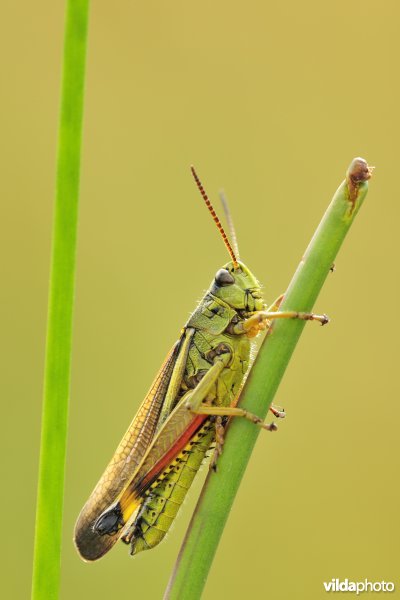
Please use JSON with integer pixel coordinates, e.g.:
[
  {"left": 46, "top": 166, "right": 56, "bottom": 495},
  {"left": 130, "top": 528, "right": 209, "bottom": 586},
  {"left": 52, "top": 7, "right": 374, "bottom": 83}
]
[{"left": 184, "top": 352, "right": 277, "bottom": 432}]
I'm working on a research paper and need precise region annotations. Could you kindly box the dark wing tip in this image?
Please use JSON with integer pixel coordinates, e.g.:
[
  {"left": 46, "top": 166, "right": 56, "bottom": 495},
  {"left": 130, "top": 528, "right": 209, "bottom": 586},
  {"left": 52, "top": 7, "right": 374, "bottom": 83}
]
[{"left": 74, "top": 512, "right": 120, "bottom": 562}]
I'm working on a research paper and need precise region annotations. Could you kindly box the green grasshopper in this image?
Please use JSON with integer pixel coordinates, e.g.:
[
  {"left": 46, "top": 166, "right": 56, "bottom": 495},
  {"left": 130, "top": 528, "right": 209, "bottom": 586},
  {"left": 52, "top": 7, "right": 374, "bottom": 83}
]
[{"left": 74, "top": 167, "right": 328, "bottom": 561}]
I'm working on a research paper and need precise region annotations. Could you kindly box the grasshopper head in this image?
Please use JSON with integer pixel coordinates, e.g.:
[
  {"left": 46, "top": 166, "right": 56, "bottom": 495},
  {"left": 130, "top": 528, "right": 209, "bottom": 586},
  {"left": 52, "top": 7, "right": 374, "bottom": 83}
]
[{"left": 210, "top": 260, "right": 264, "bottom": 312}]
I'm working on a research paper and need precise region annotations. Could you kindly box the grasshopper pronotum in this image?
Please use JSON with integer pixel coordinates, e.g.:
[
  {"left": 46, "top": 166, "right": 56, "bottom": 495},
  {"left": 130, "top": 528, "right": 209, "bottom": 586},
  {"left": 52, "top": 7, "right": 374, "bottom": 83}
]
[{"left": 74, "top": 167, "right": 328, "bottom": 561}]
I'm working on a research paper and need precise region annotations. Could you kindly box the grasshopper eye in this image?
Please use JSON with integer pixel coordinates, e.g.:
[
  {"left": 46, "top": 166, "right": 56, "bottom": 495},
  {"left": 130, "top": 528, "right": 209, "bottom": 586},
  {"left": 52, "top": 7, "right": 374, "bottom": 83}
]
[{"left": 215, "top": 268, "right": 235, "bottom": 286}]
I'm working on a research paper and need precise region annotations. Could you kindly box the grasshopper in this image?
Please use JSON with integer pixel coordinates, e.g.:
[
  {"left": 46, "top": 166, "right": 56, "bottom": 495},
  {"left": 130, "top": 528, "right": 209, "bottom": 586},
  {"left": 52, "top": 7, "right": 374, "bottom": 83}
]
[{"left": 74, "top": 167, "right": 328, "bottom": 561}]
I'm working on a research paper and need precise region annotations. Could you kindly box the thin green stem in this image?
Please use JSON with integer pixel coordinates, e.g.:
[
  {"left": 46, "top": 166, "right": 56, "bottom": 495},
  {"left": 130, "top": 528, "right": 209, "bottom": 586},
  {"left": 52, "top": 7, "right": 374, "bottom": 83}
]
[
  {"left": 31, "top": 2, "right": 89, "bottom": 599},
  {"left": 165, "top": 158, "right": 372, "bottom": 600}
]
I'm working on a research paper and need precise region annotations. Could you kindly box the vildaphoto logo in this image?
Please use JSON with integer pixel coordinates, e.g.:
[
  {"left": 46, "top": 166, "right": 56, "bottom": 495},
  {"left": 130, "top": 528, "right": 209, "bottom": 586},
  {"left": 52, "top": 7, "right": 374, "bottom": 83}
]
[{"left": 323, "top": 579, "right": 395, "bottom": 594}]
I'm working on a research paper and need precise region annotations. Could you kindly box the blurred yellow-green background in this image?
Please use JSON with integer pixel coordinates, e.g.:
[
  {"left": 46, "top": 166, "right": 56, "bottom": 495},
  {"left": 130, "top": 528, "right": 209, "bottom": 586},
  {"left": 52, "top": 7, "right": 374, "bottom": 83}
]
[{"left": 2, "top": 1, "right": 399, "bottom": 598}]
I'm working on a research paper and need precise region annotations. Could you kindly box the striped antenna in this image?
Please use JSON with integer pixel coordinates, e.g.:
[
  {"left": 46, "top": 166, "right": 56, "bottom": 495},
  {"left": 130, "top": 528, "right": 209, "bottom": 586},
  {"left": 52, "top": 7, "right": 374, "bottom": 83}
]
[
  {"left": 219, "top": 190, "right": 240, "bottom": 260},
  {"left": 190, "top": 166, "right": 238, "bottom": 268}
]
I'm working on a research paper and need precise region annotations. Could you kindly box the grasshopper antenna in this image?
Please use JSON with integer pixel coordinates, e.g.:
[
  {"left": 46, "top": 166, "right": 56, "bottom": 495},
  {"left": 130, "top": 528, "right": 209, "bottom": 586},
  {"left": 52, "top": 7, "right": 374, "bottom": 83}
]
[
  {"left": 219, "top": 189, "right": 240, "bottom": 260},
  {"left": 190, "top": 165, "right": 239, "bottom": 268}
]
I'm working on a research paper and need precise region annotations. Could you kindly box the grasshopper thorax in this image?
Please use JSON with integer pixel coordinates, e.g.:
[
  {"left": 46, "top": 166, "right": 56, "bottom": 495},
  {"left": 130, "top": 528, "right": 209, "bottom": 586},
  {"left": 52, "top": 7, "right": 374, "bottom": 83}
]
[{"left": 210, "top": 260, "right": 264, "bottom": 313}]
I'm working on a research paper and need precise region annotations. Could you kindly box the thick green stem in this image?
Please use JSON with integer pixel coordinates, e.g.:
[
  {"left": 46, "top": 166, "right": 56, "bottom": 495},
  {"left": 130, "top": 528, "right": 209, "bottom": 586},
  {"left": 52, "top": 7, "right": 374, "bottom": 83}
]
[
  {"left": 31, "top": 2, "right": 89, "bottom": 599},
  {"left": 164, "top": 158, "right": 372, "bottom": 600}
]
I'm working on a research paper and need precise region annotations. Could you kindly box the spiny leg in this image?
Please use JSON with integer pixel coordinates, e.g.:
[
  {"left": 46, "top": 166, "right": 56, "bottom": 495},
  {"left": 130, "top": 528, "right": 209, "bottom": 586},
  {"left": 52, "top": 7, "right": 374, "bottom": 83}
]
[
  {"left": 245, "top": 294, "right": 285, "bottom": 339},
  {"left": 120, "top": 520, "right": 137, "bottom": 545},
  {"left": 209, "top": 404, "right": 282, "bottom": 471},
  {"left": 184, "top": 349, "right": 277, "bottom": 437},
  {"left": 264, "top": 310, "right": 329, "bottom": 324},
  {"left": 210, "top": 416, "right": 225, "bottom": 472},
  {"left": 232, "top": 308, "right": 329, "bottom": 336},
  {"left": 190, "top": 404, "right": 278, "bottom": 432}
]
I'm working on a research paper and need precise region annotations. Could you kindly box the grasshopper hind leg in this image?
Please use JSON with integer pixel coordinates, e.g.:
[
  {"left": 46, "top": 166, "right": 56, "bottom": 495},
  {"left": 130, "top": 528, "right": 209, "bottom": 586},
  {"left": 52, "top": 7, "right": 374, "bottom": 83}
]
[
  {"left": 122, "top": 421, "right": 215, "bottom": 555},
  {"left": 210, "top": 416, "right": 226, "bottom": 472}
]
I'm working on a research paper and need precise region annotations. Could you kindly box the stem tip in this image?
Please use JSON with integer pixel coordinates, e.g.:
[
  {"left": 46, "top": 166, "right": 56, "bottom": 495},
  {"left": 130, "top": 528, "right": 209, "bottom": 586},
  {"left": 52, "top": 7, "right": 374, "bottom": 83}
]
[{"left": 346, "top": 157, "right": 374, "bottom": 203}]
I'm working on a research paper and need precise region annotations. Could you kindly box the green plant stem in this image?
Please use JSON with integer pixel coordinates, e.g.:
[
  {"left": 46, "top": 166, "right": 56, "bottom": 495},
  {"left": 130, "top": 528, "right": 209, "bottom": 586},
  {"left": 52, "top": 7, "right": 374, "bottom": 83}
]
[
  {"left": 31, "top": 2, "right": 89, "bottom": 599},
  {"left": 164, "top": 158, "right": 372, "bottom": 600}
]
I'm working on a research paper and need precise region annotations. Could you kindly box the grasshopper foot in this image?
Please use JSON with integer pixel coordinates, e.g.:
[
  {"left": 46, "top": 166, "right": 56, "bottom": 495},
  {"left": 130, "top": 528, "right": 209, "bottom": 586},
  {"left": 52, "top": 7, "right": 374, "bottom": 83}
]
[
  {"left": 270, "top": 404, "right": 286, "bottom": 419},
  {"left": 299, "top": 312, "right": 330, "bottom": 325},
  {"left": 264, "top": 421, "right": 278, "bottom": 432}
]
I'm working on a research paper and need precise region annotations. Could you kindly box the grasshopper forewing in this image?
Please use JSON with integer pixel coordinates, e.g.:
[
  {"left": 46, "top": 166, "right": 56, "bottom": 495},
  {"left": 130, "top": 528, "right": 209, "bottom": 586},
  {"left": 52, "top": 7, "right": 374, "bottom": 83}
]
[
  {"left": 74, "top": 328, "right": 196, "bottom": 560},
  {"left": 74, "top": 166, "right": 328, "bottom": 561}
]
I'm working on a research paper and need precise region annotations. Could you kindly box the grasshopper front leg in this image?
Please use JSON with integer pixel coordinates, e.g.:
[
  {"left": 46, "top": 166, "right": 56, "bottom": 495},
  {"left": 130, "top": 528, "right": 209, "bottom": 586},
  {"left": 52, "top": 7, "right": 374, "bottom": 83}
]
[{"left": 232, "top": 307, "right": 329, "bottom": 337}]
